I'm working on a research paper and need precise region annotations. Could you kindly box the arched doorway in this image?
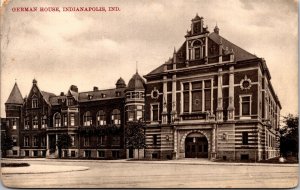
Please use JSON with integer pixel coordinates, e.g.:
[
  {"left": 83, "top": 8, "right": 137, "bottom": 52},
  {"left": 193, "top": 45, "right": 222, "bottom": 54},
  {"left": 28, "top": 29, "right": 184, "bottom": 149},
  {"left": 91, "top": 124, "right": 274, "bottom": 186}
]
[{"left": 185, "top": 132, "right": 208, "bottom": 158}]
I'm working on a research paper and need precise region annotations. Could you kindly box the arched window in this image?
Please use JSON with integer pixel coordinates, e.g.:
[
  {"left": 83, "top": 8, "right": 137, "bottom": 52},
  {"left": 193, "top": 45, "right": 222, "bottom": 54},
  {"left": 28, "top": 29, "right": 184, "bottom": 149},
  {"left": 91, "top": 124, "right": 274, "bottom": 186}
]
[
  {"left": 83, "top": 111, "right": 92, "bottom": 126},
  {"left": 54, "top": 113, "right": 61, "bottom": 127},
  {"left": 189, "top": 40, "right": 205, "bottom": 60},
  {"left": 41, "top": 115, "right": 47, "bottom": 128},
  {"left": 111, "top": 109, "right": 121, "bottom": 125},
  {"left": 97, "top": 110, "right": 106, "bottom": 126}
]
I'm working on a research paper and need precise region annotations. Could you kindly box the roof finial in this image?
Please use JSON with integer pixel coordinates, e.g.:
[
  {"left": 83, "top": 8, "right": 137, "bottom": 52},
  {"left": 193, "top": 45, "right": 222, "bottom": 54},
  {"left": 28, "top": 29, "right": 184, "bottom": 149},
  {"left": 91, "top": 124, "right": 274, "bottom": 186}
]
[
  {"left": 136, "top": 61, "right": 138, "bottom": 74},
  {"left": 15, "top": 78, "right": 17, "bottom": 83}
]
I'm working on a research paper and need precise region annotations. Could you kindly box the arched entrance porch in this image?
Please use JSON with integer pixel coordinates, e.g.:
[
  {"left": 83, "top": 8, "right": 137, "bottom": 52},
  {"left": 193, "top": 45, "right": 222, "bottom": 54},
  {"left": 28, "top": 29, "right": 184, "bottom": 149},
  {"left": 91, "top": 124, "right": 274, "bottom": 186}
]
[{"left": 185, "top": 132, "right": 208, "bottom": 158}]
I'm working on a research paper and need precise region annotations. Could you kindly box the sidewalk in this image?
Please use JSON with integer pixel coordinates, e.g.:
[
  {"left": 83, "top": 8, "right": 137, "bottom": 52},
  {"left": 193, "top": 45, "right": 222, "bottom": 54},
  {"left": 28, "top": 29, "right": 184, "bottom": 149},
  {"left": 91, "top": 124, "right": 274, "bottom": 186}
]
[
  {"left": 2, "top": 158, "right": 298, "bottom": 167},
  {"left": 1, "top": 164, "right": 89, "bottom": 174}
]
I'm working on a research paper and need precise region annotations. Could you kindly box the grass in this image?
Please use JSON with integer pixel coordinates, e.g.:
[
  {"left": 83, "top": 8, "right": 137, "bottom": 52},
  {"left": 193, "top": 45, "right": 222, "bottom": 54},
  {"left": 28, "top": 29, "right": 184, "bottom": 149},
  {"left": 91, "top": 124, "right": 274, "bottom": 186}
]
[{"left": 1, "top": 163, "right": 30, "bottom": 167}]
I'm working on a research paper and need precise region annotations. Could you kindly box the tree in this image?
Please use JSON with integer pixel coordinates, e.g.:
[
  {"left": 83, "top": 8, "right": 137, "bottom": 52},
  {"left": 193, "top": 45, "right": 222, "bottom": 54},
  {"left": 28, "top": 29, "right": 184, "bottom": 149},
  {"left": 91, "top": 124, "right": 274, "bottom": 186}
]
[
  {"left": 125, "top": 120, "right": 147, "bottom": 159},
  {"left": 1, "top": 133, "right": 13, "bottom": 158},
  {"left": 56, "top": 134, "right": 73, "bottom": 158},
  {"left": 280, "top": 114, "right": 298, "bottom": 157}
]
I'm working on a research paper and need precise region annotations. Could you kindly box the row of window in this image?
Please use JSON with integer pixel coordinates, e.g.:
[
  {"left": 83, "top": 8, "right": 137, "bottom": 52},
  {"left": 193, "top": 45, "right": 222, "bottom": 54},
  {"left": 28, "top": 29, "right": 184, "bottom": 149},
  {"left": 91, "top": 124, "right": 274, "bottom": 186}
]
[
  {"left": 83, "top": 136, "right": 120, "bottom": 146},
  {"left": 23, "top": 136, "right": 46, "bottom": 147}
]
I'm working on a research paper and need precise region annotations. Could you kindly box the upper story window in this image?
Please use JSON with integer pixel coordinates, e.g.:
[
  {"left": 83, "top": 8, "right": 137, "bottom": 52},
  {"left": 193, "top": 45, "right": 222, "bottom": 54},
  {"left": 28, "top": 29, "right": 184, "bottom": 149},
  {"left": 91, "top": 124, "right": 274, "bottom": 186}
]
[
  {"left": 83, "top": 111, "right": 92, "bottom": 126},
  {"left": 12, "top": 136, "right": 17, "bottom": 146},
  {"left": 97, "top": 110, "right": 106, "bottom": 126},
  {"left": 32, "top": 98, "right": 38, "bottom": 108},
  {"left": 183, "top": 80, "right": 212, "bottom": 113},
  {"left": 41, "top": 115, "right": 47, "bottom": 128},
  {"left": 111, "top": 109, "right": 121, "bottom": 125},
  {"left": 63, "top": 114, "right": 68, "bottom": 126},
  {"left": 83, "top": 136, "right": 89, "bottom": 147},
  {"left": 151, "top": 104, "right": 159, "bottom": 122},
  {"left": 41, "top": 136, "right": 46, "bottom": 147},
  {"left": 32, "top": 116, "right": 38, "bottom": 129},
  {"left": 188, "top": 40, "right": 205, "bottom": 60},
  {"left": 11, "top": 118, "right": 17, "bottom": 130},
  {"left": 24, "top": 136, "right": 29, "bottom": 147},
  {"left": 33, "top": 136, "right": 38, "bottom": 147},
  {"left": 127, "top": 105, "right": 144, "bottom": 121},
  {"left": 54, "top": 113, "right": 61, "bottom": 127},
  {"left": 240, "top": 95, "right": 251, "bottom": 117},
  {"left": 70, "top": 113, "right": 75, "bottom": 126},
  {"left": 24, "top": 118, "right": 29, "bottom": 130},
  {"left": 67, "top": 98, "right": 74, "bottom": 106}
]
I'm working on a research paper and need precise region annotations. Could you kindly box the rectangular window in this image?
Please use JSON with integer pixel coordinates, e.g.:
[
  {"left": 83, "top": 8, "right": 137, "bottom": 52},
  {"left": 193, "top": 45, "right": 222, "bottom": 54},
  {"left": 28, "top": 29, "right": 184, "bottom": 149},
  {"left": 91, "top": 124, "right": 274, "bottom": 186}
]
[
  {"left": 11, "top": 118, "right": 17, "bottom": 130},
  {"left": 153, "top": 134, "right": 157, "bottom": 145},
  {"left": 33, "top": 118, "right": 38, "bottom": 129},
  {"left": 63, "top": 114, "right": 68, "bottom": 126},
  {"left": 70, "top": 113, "right": 75, "bottom": 126},
  {"left": 241, "top": 96, "right": 251, "bottom": 116},
  {"left": 98, "top": 150, "right": 105, "bottom": 158},
  {"left": 25, "top": 119, "right": 29, "bottom": 130},
  {"left": 41, "top": 118, "right": 47, "bottom": 128},
  {"left": 32, "top": 99, "right": 38, "bottom": 108},
  {"left": 13, "top": 150, "right": 18, "bottom": 155},
  {"left": 195, "top": 47, "right": 201, "bottom": 59},
  {"left": 41, "top": 137, "right": 46, "bottom": 147},
  {"left": 98, "top": 136, "right": 106, "bottom": 145},
  {"left": 24, "top": 136, "right": 29, "bottom": 147},
  {"left": 12, "top": 136, "right": 17, "bottom": 146},
  {"left": 71, "top": 135, "right": 75, "bottom": 146},
  {"left": 192, "top": 82, "right": 202, "bottom": 112},
  {"left": 112, "top": 136, "right": 120, "bottom": 146},
  {"left": 84, "top": 137, "right": 89, "bottom": 147},
  {"left": 242, "top": 132, "right": 248, "bottom": 145},
  {"left": 33, "top": 136, "right": 38, "bottom": 147},
  {"left": 151, "top": 104, "right": 159, "bottom": 122},
  {"left": 136, "top": 110, "right": 143, "bottom": 121},
  {"left": 112, "top": 151, "right": 119, "bottom": 158},
  {"left": 84, "top": 150, "right": 91, "bottom": 158},
  {"left": 204, "top": 80, "right": 211, "bottom": 111}
]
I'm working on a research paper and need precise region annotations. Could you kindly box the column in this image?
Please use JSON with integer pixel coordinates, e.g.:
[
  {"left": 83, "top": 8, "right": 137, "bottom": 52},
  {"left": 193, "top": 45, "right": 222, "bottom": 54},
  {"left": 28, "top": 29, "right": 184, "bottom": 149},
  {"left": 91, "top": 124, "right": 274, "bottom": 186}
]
[
  {"left": 211, "top": 125, "right": 217, "bottom": 159},
  {"left": 227, "top": 66, "right": 235, "bottom": 120},
  {"left": 171, "top": 74, "right": 177, "bottom": 119},
  {"left": 162, "top": 75, "right": 168, "bottom": 124},
  {"left": 46, "top": 134, "right": 49, "bottom": 157},
  {"left": 55, "top": 134, "right": 58, "bottom": 157},
  {"left": 216, "top": 68, "right": 223, "bottom": 121},
  {"left": 173, "top": 126, "right": 177, "bottom": 159}
]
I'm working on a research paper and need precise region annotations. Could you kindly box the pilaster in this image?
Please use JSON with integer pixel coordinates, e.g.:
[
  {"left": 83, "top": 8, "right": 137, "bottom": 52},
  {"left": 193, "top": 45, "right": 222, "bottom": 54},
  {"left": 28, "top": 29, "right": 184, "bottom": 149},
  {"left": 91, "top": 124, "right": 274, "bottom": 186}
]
[
  {"left": 216, "top": 68, "right": 223, "bottom": 121},
  {"left": 227, "top": 66, "right": 235, "bottom": 120}
]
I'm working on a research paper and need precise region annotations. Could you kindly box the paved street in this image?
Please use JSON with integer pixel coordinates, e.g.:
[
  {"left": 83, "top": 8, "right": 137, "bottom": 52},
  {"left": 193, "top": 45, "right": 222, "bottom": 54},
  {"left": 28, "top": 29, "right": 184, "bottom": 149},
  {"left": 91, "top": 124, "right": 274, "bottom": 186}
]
[{"left": 1, "top": 159, "right": 298, "bottom": 188}]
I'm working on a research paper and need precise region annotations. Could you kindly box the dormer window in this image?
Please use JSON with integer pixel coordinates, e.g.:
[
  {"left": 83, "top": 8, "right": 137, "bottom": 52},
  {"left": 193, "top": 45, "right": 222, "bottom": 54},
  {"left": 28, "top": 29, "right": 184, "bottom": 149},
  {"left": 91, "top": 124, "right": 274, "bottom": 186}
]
[
  {"left": 32, "top": 98, "right": 38, "bottom": 108},
  {"left": 41, "top": 116, "right": 47, "bottom": 128},
  {"left": 188, "top": 40, "right": 205, "bottom": 60}
]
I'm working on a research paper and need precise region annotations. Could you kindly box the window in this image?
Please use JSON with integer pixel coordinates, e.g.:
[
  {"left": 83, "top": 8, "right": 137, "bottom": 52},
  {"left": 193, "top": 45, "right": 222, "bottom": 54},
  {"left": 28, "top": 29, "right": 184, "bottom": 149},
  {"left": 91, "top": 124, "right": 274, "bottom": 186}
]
[
  {"left": 112, "top": 151, "right": 119, "bottom": 159},
  {"left": 41, "top": 137, "right": 46, "bottom": 147},
  {"left": 183, "top": 80, "right": 212, "bottom": 113},
  {"left": 71, "top": 135, "right": 75, "bottom": 146},
  {"left": 84, "top": 137, "right": 89, "bottom": 147},
  {"left": 54, "top": 113, "right": 61, "bottom": 127},
  {"left": 12, "top": 136, "right": 17, "bottom": 146},
  {"left": 242, "top": 132, "right": 248, "bottom": 145},
  {"left": 70, "top": 113, "right": 75, "bottom": 126},
  {"left": 112, "top": 136, "right": 120, "bottom": 146},
  {"left": 41, "top": 116, "right": 47, "bottom": 128},
  {"left": 32, "top": 98, "right": 38, "bottom": 108},
  {"left": 24, "top": 136, "right": 29, "bottom": 147},
  {"left": 151, "top": 104, "right": 159, "bottom": 122},
  {"left": 96, "top": 110, "right": 106, "bottom": 126},
  {"left": 11, "top": 118, "right": 17, "bottom": 130},
  {"left": 191, "top": 82, "right": 202, "bottom": 112},
  {"left": 83, "top": 111, "right": 92, "bottom": 126},
  {"left": 33, "top": 136, "right": 38, "bottom": 147},
  {"left": 63, "top": 114, "right": 68, "bottom": 126},
  {"left": 24, "top": 118, "right": 29, "bottom": 130},
  {"left": 189, "top": 40, "right": 204, "bottom": 60},
  {"left": 98, "top": 150, "right": 105, "bottom": 158},
  {"left": 127, "top": 105, "right": 144, "bottom": 121},
  {"left": 241, "top": 96, "right": 251, "bottom": 116},
  {"left": 33, "top": 116, "right": 38, "bottom": 129},
  {"left": 84, "top": 150, "right": 91, "bottom": 158},
  {"left": 13, "top": 150, "right": 18, "bottom": 155},
  {"left": 67, "top": 98, "right": 73, "bottom": 106},
  {"left": 111, "top": 109, "right": 121, "bottom": 125},
  {"left": 153, "top": 134, "right": 158, "bottom": 145},
  {"left": 98, "top": 136, "right": 106, "bottom": 146}
]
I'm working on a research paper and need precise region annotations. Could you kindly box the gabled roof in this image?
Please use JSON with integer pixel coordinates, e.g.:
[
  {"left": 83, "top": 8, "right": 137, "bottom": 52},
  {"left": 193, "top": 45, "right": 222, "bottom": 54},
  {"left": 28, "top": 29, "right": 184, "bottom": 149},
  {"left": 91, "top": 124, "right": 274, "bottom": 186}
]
[
  {"left": 6, "top": 83, "right": 23, "bottom": 104},
  {"left": 209, "top": 32, "right": 257, "bottom": 62},
  {"left": 146, "top": 64, "right": 165, "bottom": 76},
  {"left": 41, "top": 91, "right": 56, "bottom": 105}
]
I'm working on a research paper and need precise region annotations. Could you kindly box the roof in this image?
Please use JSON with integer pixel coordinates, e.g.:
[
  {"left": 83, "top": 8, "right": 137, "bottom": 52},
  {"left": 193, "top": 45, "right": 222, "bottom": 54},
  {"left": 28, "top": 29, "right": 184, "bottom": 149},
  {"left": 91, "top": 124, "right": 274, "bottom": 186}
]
[
  {"left": 41, "top": 91, "right": 56, "bottom": 104},
  {"left": 127, "top": 72, "right": 145, "bottom": 91},
  {"left": 146, "top": 64, "right": 165, "bottom": 76},
  {"left": 209, "top": 32, "right": 257, "bottom": 62},
  {"left": 78, "top": 87, "right": 126, "bottom": 102},
  {"left": 6, "top": 83, "right": 23, "bottom": 104}
]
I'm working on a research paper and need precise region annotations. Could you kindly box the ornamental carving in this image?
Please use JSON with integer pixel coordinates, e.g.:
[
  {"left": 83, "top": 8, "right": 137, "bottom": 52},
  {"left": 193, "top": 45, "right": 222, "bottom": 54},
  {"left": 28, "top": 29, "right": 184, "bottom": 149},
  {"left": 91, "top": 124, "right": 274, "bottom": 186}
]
[
  {"left": 150, "top": 87, "right": 159, "bottom": 99},
  {"left": 240, "top": 75, "right": 252, "bottom": 90}
]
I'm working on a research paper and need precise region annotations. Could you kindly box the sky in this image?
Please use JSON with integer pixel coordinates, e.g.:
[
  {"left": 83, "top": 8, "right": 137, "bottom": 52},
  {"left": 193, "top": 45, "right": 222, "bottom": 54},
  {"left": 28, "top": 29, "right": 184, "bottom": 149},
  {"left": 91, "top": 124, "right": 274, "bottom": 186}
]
[{"left": 0, "top": 0, "right": 298, "bottom": 118}]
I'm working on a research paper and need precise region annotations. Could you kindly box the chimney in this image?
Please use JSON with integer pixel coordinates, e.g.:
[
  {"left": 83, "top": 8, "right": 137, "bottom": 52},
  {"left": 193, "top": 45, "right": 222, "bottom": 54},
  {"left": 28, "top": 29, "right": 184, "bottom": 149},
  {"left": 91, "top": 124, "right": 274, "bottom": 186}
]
[
  {"left": 70, "top": 85, "right": 78, "bottom": 92},
  {"left": 60, "top": 92, "right": 64, "bottom": 96},
  {"left": 93, "top": 86, "right": 98, "bottom": 91}
]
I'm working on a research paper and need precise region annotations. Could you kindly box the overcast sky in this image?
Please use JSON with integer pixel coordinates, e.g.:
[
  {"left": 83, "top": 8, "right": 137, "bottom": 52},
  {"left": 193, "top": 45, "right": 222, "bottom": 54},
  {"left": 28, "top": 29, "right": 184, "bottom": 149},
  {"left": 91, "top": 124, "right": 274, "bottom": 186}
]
[{"left": 1, "top": 0, "right": 298, "bottom": 118}]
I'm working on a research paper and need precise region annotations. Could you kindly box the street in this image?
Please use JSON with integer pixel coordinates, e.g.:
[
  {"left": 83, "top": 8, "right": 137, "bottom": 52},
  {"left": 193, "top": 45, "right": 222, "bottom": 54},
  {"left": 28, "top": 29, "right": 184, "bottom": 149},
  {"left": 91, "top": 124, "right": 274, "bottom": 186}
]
[{"left": 1, "top": 159, "right": 298, "bottom": 188}]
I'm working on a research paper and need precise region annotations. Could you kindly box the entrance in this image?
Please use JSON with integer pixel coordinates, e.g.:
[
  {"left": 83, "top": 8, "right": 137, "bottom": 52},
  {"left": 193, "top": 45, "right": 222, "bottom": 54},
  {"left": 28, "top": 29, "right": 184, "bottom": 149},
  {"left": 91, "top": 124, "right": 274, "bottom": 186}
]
[{"left": 185, "top": 133, "right": 208, "bottom": 158}]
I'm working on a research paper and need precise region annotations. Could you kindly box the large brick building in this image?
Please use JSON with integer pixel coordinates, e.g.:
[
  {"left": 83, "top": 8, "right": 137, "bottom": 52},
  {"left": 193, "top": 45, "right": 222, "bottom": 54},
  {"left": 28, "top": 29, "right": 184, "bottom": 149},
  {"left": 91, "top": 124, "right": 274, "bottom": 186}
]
[{"left": 2, "top": 15, "right": 281, "bottom": 161}]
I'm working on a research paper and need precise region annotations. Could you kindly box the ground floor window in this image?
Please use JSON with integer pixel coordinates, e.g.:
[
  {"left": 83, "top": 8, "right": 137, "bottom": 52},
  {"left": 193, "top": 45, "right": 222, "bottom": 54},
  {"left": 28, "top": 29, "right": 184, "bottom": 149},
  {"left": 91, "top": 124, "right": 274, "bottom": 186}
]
[
  {"left": 112, "top": 150, "right": 119, "bottom": 159},
  {"left": 84, "top": 150, "right": 91, "bottom": 158},
  {"left": 241, "top": 154, "right": 249, "bottom": 160},
  {"left": 42, "top": 150, "right": 46, "bottom": 157},
  {"left": 98, "top": 150, "right": 105, "bottom": 158},
  {"left": 71, "top": 151, "right": 76, "bottom": 157},
  {"left": 25, "top": 150, "right": 29, "bottom": 157},
  {"left": 33, "top": 150, "right": 38, "bottom": 157},
  {"left": 64, "top": 150, "right": 68, "bottom": 157},
  {"left": 12, "top": 150, "right": 18, "bottom": 155}
]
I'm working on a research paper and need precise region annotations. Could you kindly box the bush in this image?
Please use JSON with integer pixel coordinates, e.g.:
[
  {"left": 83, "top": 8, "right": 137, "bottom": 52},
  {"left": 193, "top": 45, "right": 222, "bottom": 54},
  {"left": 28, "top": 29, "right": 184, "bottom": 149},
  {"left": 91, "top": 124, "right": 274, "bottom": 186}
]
[{"left": 1, "top": 163, "right": 30, "bottom": 167}]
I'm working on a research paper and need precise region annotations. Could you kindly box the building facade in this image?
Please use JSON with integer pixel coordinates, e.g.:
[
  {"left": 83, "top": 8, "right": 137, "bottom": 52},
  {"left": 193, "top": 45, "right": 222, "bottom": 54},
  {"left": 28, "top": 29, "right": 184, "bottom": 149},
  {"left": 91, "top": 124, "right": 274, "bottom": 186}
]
[{"left": 2, "top": 16, "right": 281, "bottom": 161}]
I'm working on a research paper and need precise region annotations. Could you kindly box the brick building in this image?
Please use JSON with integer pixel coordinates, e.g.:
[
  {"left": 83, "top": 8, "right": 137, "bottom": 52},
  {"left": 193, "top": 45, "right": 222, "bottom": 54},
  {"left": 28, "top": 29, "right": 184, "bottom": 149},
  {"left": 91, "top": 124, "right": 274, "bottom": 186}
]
[{"left": 2, "top": 15, "right": 281, "bottom": 161}]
